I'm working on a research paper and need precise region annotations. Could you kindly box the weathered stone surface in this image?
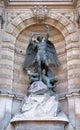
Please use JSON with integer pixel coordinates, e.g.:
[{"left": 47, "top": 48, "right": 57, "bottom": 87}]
[
  {"left": 66, "top": 24, "right": 76, "bottom": 33},
  {"left": 59, "top": 17, "right": 69, "bottom": 26},
  {"left": 13, "top": 121, "right": 66, "bottom": 130},
  {"left": 12, "top": 16, "right": 23, "bottom": 26},
  {"left": 49, "top": 12, "right": 61, "bottom": 21},
  {"left": 11, "top": 110, "right": 68, "bottom": 123},
  {"left": 21, "top": 95, "right": 60, "bottom": 116},
  {"left": 27, "top": 81, "right": 49, "bottom": 94},
  {"left": 20, "top": 11, "right": 33, "bottom": 20},
  {"left": 6, "top": 23, "right": 16, "bottom": 34}
]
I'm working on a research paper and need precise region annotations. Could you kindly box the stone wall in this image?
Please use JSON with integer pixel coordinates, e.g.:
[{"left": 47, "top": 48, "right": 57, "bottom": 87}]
[{"left": 0, "top": 1, "right": 80, "bottom": 130}]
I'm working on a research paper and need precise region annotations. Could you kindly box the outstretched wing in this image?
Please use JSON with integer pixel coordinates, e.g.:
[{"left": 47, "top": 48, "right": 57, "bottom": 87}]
[
  {"left": 23, "top": 41, "right": 37, "bottom": 69},
  {"left": 46, "top": 40, "right": 60, "bottom": 67}
]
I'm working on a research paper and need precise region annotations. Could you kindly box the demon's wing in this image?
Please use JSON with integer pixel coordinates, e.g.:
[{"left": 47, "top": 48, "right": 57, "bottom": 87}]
[
  {"left": 47, "top": 40, "right": 60, "bottom": 67},
  {"left": 23, "top": 42, "right": 37, "bottom": 70}
]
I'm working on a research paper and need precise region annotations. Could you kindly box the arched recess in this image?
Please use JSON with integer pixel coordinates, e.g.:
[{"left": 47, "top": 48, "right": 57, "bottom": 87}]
[{"left": 4, "top": 10, "right": 79, "bottom": 95}]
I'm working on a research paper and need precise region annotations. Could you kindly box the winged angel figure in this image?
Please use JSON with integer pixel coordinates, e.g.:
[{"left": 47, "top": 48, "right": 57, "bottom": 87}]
[{"left": 23, "top": 25, "right": 60, "bottom": 91}]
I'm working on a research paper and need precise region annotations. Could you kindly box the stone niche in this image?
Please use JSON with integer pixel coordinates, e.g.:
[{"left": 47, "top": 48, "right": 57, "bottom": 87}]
[
  {"left": 11, "top": 24, "right": 68, "bottom": 130},
  {"left": 13, "top": 24, "right": 67, "bottom": 95},
  {"left": 12, "top": 23, "right": 68, "bottom": 119}
]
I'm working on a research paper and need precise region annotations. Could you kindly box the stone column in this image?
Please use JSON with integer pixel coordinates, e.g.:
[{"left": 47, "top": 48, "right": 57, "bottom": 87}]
[
  {"left": 0, "top": 2, "right": 15, "bottom": 129},
  {"left": 0, "top": 4, "right": 10, "bottom": 130},
  {"left": 77, "top": 0, "right": 80, "bottom": 25},
  {"left": 0, "top": 1, "right": 4, "bottom": 64},
  {"left": 73, "top": 1, "right": 80, "bottom": 129},
  {"left": 66, "top": 30, "right": 80, "bottom": 129},
  {"left": 0, "top": 36, "right": 15, "bottom": 129},
  {"left": 0, "top": 1, "right": 3, "bottom": 50}
]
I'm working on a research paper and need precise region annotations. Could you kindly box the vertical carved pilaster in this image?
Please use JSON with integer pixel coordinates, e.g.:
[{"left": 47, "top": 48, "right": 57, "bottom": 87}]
[
  {"left": 77, "top": 0, "right": 80, "bottom": 28},
  {"left": 77, "top": 5, "right": 80, "bottom": 24},
  {"left": 0, "top": 1, "right": 4, "bottom": 29}
]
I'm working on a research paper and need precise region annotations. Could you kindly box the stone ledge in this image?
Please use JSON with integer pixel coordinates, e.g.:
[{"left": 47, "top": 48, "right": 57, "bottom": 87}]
[
  {"left": 11, "top": 111, "right": 69, "bottom": 123},
  {"left": 11, "top": 120, "right": 68, "bottom": 130},
  {"left": 0, "top": 88, "right": 80, "bottom": 102}
]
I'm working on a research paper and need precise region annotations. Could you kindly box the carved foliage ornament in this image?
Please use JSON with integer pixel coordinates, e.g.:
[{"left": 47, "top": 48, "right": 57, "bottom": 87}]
[{"left": 32, "top": 5, "right": 49, "bottom": 20}]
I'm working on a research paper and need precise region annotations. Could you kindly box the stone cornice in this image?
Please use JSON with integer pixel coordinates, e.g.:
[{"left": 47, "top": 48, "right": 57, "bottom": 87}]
[
  {"left": 2, "top": 0, "right": 78, "bottom": 8},
  {"left": 0, "top": 88, "right": 80, "bottom": 101}
]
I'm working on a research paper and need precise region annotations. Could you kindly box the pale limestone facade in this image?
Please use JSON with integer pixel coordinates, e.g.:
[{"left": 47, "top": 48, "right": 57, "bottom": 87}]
[{"left": 0, "top": 0, "right": 80, "bottom": 130}]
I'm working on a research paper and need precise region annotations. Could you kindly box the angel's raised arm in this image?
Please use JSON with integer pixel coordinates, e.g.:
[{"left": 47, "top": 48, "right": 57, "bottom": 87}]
[
  {"left": 29, "top": 33, "right": 36, "bottom": 44},
  {"left": 45, "top": 24, "right": 50, "bottom": 42}
]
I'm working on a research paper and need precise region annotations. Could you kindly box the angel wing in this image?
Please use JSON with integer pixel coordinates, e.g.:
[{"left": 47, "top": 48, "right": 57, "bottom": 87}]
[
  {"left": 23, "top": 41, "right": 37, "bottom": 70},
  {"left": 46, "top": 40, "right": 60, "bottom": 67}
]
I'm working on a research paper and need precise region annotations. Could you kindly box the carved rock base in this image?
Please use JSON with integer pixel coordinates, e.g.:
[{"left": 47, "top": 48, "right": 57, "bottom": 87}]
[{"left": 11, "top": 81, "right": 69, "bottom": 130}]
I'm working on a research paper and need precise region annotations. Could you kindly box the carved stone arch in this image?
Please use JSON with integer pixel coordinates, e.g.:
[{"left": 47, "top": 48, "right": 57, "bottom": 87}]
[{"left": 5, "top": 11, "right": 78, "bottom": 46}]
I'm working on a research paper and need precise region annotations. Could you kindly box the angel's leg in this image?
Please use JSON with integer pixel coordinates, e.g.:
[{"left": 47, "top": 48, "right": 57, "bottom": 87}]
[
  {"left": 45, "top": 58, "right": 49, "bottom": 76},
  {"left": 36, "top": 55, "right": 42, "bottom": 81},
  {"left": 38, "top": 66, "right": 42, "bottom": 81}
]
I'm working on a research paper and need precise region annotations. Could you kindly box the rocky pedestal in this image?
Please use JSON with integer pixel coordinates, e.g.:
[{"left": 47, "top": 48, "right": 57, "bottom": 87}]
[{"left": 11, "top": 81, "right": 69, "bottom": 130}]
